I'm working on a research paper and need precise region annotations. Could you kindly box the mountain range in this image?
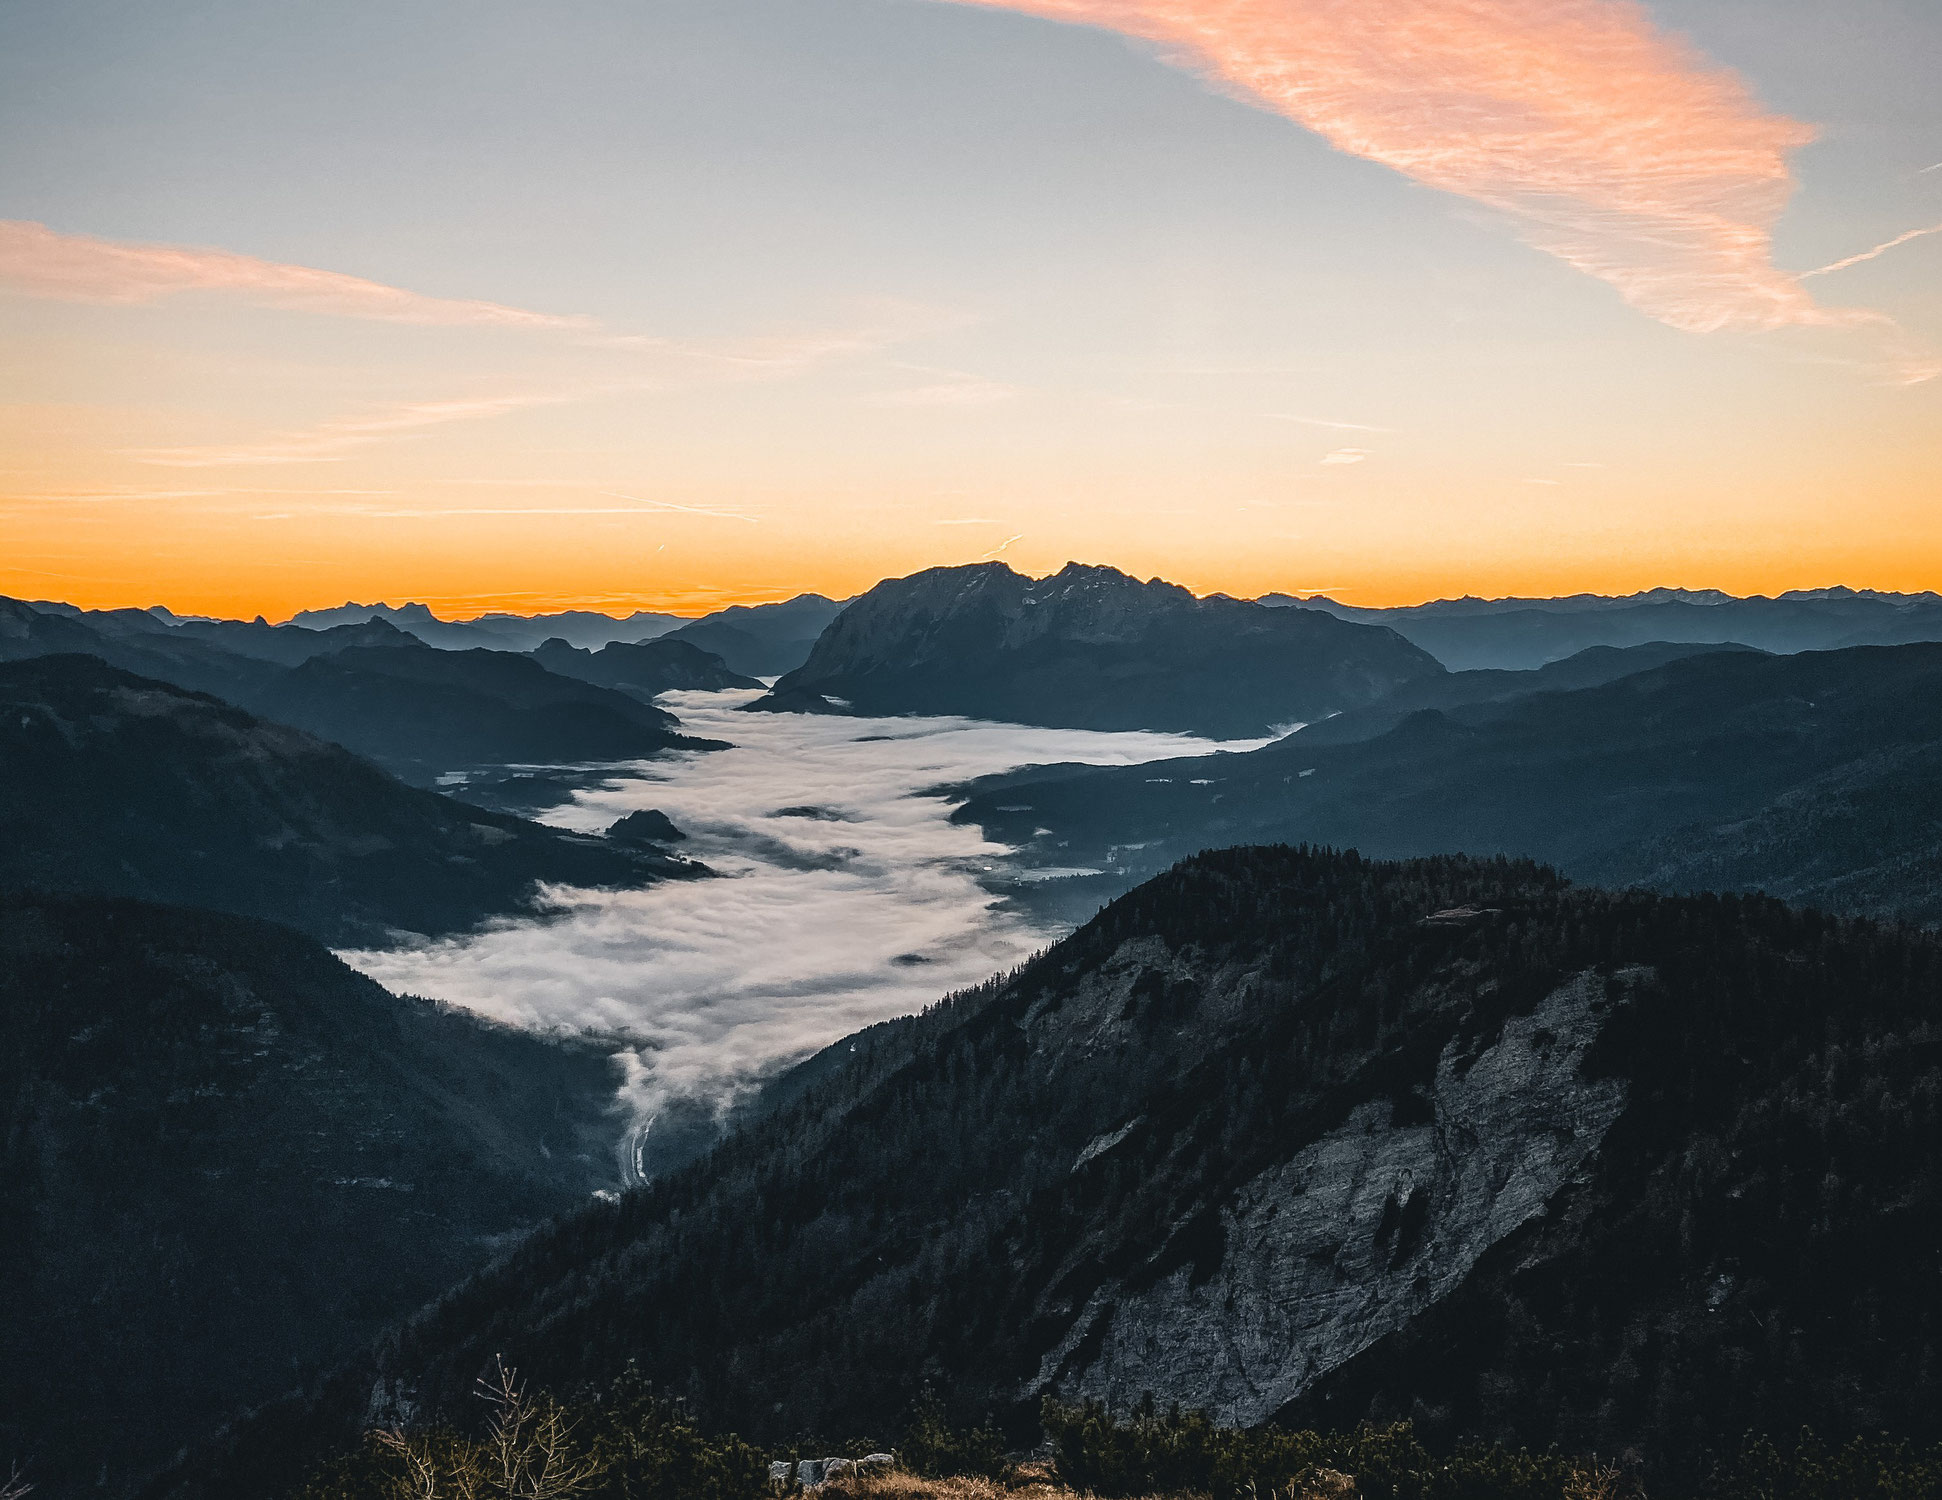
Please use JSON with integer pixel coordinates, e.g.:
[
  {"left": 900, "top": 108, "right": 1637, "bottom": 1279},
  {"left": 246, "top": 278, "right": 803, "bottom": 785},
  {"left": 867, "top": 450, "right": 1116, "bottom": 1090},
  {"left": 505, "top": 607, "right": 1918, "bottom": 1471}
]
[
  {"left": 156, "top": 847, "right": 1942, "bottom": 1499},
  {"left": 3, "top": 600, "right": 725, "bottom": 784},
  {"left": 1275, "top": 585, "right": 1942, "bottom": 671},
  {"left": 283, "top": 596, "right": 844, "bottom": 671},
  {"left": 769, "top": 563, "right": 1442, "bottom": 737},
  {"left": 12, "top": 571, "right": 1942, "bottom": 1498},
  {"left": 957, "top": 642, "right": 1942, "bottom": 926}
]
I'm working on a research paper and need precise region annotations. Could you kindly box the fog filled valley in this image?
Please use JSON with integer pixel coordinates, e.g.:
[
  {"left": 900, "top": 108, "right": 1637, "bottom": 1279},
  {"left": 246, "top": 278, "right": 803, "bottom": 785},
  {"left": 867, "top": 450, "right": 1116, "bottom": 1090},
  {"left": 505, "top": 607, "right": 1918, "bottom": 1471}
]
[
  {"left": 7, "top": 566, "right": 1942, "bottom": 1499},
  {"left": 346, "top": 690, "right": 1260, "bottom": 1180}
]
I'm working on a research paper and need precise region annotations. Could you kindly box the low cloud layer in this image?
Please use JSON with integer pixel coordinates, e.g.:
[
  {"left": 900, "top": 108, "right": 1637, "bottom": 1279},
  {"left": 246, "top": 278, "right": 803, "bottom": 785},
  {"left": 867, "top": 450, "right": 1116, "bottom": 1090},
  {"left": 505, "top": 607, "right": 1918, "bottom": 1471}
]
[
  {"left": 341, "top": 692, "right": 1261, "bottom": 1171},
  {"left": 948, "top": 0, "right": 1926, "bottom": 371}
]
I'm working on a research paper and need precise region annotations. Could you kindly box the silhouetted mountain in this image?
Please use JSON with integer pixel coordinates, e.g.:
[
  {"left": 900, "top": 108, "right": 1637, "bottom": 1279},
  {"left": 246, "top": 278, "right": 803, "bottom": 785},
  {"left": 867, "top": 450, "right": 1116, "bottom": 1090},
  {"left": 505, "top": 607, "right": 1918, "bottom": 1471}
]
[
  {"left": 0, "top": 655, "right": 682, "bottom": 945},
  {"left": 740, "top": 684, "right": 849, "bottom": 715},
  {"left": 957, "top": 643, "right": 1942, "bottom": 924},
  {"left": 169, "top": 613, "right": 423, "bottom": 666},
  {"left": 5, "top": 600, "right": 716, "bottom": 782},
  {"left": 285, "top": 601, "right": 513, "bottom": 650},
  {"left": 461, "top": 608, "right": 687, "bottom": 652},
  {"left": 532, "top": 636, "right": 763, "bottom": 698},
  {"left": 1290, "top": 639, "right": 1764, "bottom": 747},
  {"left": 245, "top": 642, "right": 720, "bottom": 782},
  {"left": 161, "top": 848, "right": 1942, "bottom": 1498},
  {"left": 660, "top": 595, "right": 844, "bottom": 676},
  {"left": 3, "top": 595, "right": 285, "bottom": 704},
  {"left": 1272, "top": 587, "right": 1942, "bottom": 670},
  {"left": 0, "top": 890, "right": 623, "bottom": 1496},
  {"left": 771, "top": 563, "right": 1443, "bottom": 737}
]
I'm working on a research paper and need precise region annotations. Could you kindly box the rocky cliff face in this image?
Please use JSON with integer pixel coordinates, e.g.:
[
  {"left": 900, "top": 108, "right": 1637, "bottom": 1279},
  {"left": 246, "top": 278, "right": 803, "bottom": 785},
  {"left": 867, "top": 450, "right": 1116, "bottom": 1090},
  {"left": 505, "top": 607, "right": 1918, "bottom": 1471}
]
[
  {"left": 774, "top": 563, "right": 1444, "bottom": 737},
  {"left": 1045, "top": 970, "right": 1632, "bottom": 1423}
]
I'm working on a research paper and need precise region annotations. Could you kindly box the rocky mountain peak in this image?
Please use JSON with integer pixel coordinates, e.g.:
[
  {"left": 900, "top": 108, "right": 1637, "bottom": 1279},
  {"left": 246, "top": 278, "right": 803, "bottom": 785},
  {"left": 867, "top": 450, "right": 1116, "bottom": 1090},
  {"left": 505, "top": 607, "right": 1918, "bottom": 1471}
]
[{"left": 774, "top": 563, "right": 1443, "bottom": 735}]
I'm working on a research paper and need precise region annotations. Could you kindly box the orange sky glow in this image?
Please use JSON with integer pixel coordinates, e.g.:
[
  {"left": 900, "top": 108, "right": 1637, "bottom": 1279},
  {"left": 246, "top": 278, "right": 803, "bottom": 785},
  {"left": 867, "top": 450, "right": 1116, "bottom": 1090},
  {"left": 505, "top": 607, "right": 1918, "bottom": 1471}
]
[{"left": 4, "top": 0, "right": 1940, "bottom": 620}]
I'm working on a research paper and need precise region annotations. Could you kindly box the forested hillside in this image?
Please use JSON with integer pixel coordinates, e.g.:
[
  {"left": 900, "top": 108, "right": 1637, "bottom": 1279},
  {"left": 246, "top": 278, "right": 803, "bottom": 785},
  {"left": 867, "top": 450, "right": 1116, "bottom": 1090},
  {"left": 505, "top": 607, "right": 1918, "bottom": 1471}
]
[
  {"left": 0, "top": 893, "right": 625, "bottom": 1495},
  {"left": 0, "top": 655, "right": 685, "bottom": 944},
  {"left": 960, "top": 643, "right": 1942, "bottom": 924}
]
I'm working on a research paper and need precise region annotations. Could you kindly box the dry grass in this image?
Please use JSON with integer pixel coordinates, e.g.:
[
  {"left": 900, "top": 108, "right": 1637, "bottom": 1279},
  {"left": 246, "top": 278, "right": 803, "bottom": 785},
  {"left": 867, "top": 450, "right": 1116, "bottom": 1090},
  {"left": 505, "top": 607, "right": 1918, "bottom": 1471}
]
[{"left": 823, "top": 1467, "right": 1193, "bottom": 1500}]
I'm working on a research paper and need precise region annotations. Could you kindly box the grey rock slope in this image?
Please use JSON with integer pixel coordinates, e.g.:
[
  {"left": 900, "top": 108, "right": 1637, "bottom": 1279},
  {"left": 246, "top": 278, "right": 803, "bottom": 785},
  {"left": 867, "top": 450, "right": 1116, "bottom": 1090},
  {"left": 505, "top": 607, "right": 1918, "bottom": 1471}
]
[
  {"left": 1040, "top": 971, "right": 1628, "bottom": 1423},
  {"left": 162, "top": 848, "right": 1942, "bottom": 1497},
  {"left": 774, "top": 563, "right": 1443, "bottom": 736}
]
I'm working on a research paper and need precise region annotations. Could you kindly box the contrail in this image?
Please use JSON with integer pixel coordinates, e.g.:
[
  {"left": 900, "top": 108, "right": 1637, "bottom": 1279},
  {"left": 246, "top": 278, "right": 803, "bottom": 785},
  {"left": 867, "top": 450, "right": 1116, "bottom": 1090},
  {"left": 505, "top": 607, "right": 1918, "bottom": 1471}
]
[
  {"left": 602, "top": 491, "right": 760, "bottom": 524},
  {"left": 1804, "top": 222, "right": 1942, "bottom": 278}
]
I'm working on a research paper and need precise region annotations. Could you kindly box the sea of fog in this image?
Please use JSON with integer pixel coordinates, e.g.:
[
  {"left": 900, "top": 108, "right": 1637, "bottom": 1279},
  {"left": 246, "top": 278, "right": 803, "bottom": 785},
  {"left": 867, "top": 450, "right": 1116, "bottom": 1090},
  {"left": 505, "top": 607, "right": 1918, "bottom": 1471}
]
[{"left": 341, "top": 688, "right": 1264, "bottom": 1178}]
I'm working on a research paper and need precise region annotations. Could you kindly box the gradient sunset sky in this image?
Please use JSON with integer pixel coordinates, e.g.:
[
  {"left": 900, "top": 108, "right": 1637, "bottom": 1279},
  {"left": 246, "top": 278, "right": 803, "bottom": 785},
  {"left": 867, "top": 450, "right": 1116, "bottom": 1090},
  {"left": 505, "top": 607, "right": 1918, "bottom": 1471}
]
[{"left": 3, "top": 0, "right": 1939, "bottom": 618}]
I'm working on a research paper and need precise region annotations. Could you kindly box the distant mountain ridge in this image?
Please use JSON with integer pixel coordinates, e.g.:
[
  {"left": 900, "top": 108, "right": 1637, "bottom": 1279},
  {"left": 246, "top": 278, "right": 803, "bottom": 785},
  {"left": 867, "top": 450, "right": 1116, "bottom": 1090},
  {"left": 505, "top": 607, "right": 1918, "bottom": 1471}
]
[
  {"left": 1269, "top": 586, "right": 1942, "bottom": 670},
  {"left": 771, "top": 562, "right": 1443, "bottom": 736},
  {"left": 284, "top": 602, "right": 515, "bottom": 651},
  {"left": 532, "top": 636, "right": 764, "bottom": 697},
  {"left": 288, "top": 602, "right": 690, "bottom": 652},
  {"left": 660, "top": 594, "right": 844, "bottom": 677}
]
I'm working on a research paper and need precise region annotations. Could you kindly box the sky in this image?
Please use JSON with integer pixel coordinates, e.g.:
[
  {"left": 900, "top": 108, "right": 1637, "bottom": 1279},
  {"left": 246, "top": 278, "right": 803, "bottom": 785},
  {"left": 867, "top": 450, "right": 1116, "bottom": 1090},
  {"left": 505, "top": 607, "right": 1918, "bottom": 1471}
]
[{"left": 2, "top": 0, "right": 1939, "bottom": 618}]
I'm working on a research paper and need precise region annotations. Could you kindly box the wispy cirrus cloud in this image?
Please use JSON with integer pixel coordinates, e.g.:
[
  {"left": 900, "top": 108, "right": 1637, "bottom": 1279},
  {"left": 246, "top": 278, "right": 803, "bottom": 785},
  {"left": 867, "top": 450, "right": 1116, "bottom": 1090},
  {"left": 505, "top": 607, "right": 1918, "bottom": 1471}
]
[
  {"left": 946, "top": 0, "right": 1926, "bottom": 372},
  {"left": 1268, "top": 412, "right": 1392, "bottom": 433},
  {"left": 6, "top": 221, "right": 968, "bottom": 466},
  {"left": 863, "top": 363, "right": 1017, "bottom": 407},
  {"left": 1320, "top": 447, "right": 1369, "bottom": 465},
  {"left": 0, "top": 219, "right": 596, "bottom": 330},
  {"left": 602, "top": 491, "right": 762, "bottom": 524},
  {"left": 1803, "top": 222, "right": 1942, "bottom": 279},
  {"left": 120, "top": 310, "right": 955, "bottom": 467},
  {"left": 130, "top": 389, "right": 595, "bottom": 467}
]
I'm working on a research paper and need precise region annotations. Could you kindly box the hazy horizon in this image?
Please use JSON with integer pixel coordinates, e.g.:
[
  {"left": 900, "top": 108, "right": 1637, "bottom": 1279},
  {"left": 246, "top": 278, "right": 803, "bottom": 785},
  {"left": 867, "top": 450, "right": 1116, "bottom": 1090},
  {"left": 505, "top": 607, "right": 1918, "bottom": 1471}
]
[{"left": 16, "top": 565, "right": 1942, "bottom": 628}]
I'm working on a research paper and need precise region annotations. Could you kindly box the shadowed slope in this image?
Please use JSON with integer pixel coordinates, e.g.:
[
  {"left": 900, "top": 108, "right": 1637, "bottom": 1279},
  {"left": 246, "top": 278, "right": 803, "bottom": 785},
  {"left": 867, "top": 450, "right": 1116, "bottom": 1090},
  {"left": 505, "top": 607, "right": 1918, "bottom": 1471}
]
[{"left": 0, "top": 655, "right": 685, "bottom": 945}]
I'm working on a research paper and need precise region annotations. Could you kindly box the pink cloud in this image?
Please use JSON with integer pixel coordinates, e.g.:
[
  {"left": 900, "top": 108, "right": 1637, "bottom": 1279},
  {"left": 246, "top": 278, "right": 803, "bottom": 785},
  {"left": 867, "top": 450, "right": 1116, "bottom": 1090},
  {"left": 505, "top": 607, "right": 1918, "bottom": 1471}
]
[
  {"left": 944, "top": 0, "right": 1845, "bottom": 337},
  {"left": 0, "top": 219, "right": 595, "bottom": 331}
]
